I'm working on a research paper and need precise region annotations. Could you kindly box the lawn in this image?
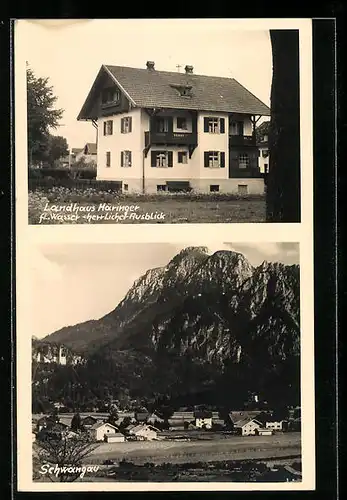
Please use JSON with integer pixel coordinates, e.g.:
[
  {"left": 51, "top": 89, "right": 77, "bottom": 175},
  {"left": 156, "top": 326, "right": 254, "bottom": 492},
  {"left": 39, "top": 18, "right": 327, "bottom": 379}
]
[
  {"left": 28, "top": 188, "right": 266, "bottom": 224},
  {"left": 88, "top": 433, "right": 301, "bottom": 466}
]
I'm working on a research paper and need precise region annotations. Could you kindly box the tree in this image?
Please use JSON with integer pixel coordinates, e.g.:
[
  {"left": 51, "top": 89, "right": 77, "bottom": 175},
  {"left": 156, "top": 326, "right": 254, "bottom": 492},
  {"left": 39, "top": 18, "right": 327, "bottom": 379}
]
[
  {"left": 48, "top": 135, "right": 69, "bottom": 165},
  {"left": 34, "top": 435, "right": 98, "bottom": 482},
  {"left": 27, "top": 65, "right": 64, "bottom": 166},
  {"left": 266, "top": 30, "right": 301, "bottom": 222},
  {"left": 106, "top": 409, "right": 119, "bottom": 427},
  {"left": 70, "top": 413, "right": 82, "bottom": 432}
]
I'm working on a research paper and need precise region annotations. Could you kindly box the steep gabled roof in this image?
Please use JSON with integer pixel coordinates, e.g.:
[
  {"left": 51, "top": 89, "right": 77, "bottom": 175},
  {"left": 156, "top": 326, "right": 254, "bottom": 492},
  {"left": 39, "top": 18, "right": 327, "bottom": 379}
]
[
  {"left": 78, "top": 64, "right": 270, "bottom": 120},
  {"left": 84, "top": 143, "right": 97, "bottom": 155}
]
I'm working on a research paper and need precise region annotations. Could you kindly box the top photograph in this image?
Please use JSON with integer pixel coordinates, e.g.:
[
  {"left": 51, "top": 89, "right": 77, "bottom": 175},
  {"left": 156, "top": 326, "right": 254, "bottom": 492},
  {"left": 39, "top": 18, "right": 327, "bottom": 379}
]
[{"left": 17, "top": 19, "right": 304, "bottom": 224}]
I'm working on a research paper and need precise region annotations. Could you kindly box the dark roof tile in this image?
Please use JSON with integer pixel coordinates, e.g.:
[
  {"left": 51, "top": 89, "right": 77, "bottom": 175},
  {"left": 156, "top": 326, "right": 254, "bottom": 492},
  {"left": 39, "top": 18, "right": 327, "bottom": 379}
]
[{"left": 78, "top": 65, "right": 270, "bottom": 119}]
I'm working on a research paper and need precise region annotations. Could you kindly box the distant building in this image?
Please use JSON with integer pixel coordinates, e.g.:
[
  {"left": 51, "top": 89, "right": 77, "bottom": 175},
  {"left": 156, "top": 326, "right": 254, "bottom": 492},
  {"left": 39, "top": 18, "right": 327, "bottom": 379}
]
[
  {"left": 233, "top": 418, "right": 262, "bottom": 436},
  {"left": 82, "top": 416, "right": 98, "bottom": 428},
  {"left": 257, "top": 136, "right": 269, "bottom": 175},
  {"left": 105, "top": 432, "right": 125, "bottom": 443},
  {"left": 32, "top": 341, "right": 84, "bottom": 366},
  {"left": 75, "top": 143, "right": 97, "bottom": 164},
  {"left": 256, "top": 428, "right": 273, "bottom": 436},
  {"left": 194, "top": 410, "right": 213, "bottom": 429},
  {"left": 90, "top": 422, "right": 119, "bottom": 441},
  {"left": 126, "top": 424, "right": 158, "bottom": 441},
  {"left": 266, "top": 420, "right": 287, "bottom": 431}
]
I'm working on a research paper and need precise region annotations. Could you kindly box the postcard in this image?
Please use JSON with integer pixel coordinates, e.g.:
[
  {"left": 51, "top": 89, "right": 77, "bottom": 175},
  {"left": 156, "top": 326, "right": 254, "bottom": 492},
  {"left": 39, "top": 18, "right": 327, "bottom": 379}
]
[
  {"left": 15, "top": 18, "right": 310, "bottom": 226},
  {"left": 14, "top": 18, "right": 315, "bottom": 492}
]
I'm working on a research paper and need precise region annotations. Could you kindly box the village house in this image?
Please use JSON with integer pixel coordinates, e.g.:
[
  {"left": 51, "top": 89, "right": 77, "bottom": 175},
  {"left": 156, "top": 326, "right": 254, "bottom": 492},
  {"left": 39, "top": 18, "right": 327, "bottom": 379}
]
[
  {"left": 257, "top": 135, "right": 269, "bottom": 175},
  {"left": 77, "top": 61, "right": 270, "bottom": 195},
  {"left": 81, "top": 416, "right": 99, "bottom": 429},
  {"left": 233, "top": 418, "right": 262, "bottom": 436},
  {"left": 147, "top": 412, "right": 165, "bottom": 425},
  {"left": 74, "top": 143, "right": 98, "bottom": 164},
  {"left": 126, "top": 423, "right": 158, "bottom": 441},
  {"left": 105, "top": 432, "right": 125, "bottom": 443},
  {"left": 194, "top": 410, "right": 213, "bottom": 429},
  {"left": 256, "top": 428, "right": 273, "bottom": 436},
  {"left": 90, "top": 422, "right": 119, "bottom": 441},
  {"left": 265, "top": 420, "right": 287, "bottom": 431}
]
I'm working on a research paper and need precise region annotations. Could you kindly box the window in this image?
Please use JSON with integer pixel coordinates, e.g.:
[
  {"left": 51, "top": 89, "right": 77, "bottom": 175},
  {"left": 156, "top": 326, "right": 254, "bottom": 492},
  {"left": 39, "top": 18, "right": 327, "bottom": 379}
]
[
  {"left": 204, "top": 151, "right": 225, "bottom": 168},
  {"left": 264, "top": 163, "right": 269, "bottom": 173},
  {"left": 230, "top": 120, "right": 244, "bottom": 136},
  {"left": 170, "top": 84, "right": 192, "bottom": 97},
  {"left": 262, "top": 149, "right": 269, "bottom": 158},
  {"left": 210, "top": 185, "right": 220, "bottom": 192},
  {"left": 101, "top": 88, "right": 120, "bottom": 105},
  {"left": 177, "top": 117, "right": 188, "bottom": 130},
  {"left": 204, "top": 117, "right": 225, "bottom": 134},
  {"left": 121, "top": 116, "right": 132, "bottom": 133},
  {"left": 123, "top": 184, "right": 129, "bottom": 192},
  {"left": 154, "top": 117, "right": 168, "bottom": 133},
  {"left": 157, "top": 184, "right": 168, "bottom": 192},
  {"left": 106, "top": 151, "right": 111, "bottom": 167},
  {"left": 239, "top": 153, "right": 249, "bottom": 168},
  {"left": 151, "top": 151, "right": 173, "bottom": 168},
  {"left": 177, "top": 151, "right": 188, "bottom": 164},
  {"left": 238, "top": 184, "right": 248, "bottom": 195},
  {"left": 103, "top": 120, "right": 113, "bottom": 136},
  {"left": 121, "top": 150, "right": 132, "bottom": 167}
]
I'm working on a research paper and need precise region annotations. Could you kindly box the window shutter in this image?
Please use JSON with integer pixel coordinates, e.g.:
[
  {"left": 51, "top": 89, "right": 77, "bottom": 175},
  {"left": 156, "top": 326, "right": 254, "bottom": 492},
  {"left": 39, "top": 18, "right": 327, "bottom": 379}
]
[
  {"left": 151, "top": 151, "right": 156, "bottom": 167},
  {"left": 129, "top": 151, "right": 132, "bottom": 166},
  {"left": 129, "top": 117, "right": 132, "bottom": 133},
  {"left": 167, "top": 151, "right": 173, "bottom": 167},
  {"left": 121, "top": 151, "right": 124, "bottom": 167},
  {"left": 110, "top": 121, "right": 113, "bottom": 135},
  {"left": 121, "top": 118, "right": 124, "bottom": 133},
  {"left": 103, "top": 122, "right": 107, "bottom": 135},
  {"left": 220, "top": 118, "right": 225, "bottom": 133},
  {"left": 204, "top": 152, "right": 210, "bottom": 167},
  {"left": 204, "top": 117, "right": 209, "bottom": 132},
  {"left": 220, "top": 152, "right": 225, "bottom": 168}
]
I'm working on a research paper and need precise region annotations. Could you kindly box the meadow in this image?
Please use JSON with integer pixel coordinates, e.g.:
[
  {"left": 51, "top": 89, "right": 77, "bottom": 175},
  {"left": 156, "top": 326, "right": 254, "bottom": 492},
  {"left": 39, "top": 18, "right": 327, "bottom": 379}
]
[{"left": 28, "top": 187, "right": 266, "bottom": 224}]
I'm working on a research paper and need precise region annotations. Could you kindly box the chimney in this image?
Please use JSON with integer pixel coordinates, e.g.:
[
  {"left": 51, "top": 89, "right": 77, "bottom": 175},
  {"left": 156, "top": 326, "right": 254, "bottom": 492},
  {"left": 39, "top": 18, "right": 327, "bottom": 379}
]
[
  {"left": 146, "top": 61, "right": 155, "bottom": 71},
  {"left": 185, "top": 65, "right": 193, "bottom": 74}
]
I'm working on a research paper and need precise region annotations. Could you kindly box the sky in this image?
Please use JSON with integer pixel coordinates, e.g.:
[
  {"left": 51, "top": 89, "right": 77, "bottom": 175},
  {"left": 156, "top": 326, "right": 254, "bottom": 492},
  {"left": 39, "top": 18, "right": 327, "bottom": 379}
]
[
  {"left": 29, "top": 242, "right": 299, "bottom": 339},
  {"left": 17, "top": 19, "right": 272, "bottom": 149}
]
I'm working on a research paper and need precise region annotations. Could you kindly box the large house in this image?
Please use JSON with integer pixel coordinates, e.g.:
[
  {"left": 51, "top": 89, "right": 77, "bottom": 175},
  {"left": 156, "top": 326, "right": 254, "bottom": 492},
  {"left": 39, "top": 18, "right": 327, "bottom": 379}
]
[{"left": 77, "top": 62, "right": 270, "bottom": 194}]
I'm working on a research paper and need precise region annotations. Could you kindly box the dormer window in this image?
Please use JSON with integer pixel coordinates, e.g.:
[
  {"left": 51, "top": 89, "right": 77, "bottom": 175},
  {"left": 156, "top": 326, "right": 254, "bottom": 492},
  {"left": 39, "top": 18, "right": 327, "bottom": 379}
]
[
  {"left": 170, "top": 84, "right": 193, "bottom": 98},
  {"left": 101, "top": 87, "right": 120, "bottom": 106}
]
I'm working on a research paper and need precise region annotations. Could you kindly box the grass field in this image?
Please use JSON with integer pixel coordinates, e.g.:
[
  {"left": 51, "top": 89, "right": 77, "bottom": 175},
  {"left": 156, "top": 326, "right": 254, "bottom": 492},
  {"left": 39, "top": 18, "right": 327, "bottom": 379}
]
[
  {"left": 28, "top": 189, "right": 266, "bottom": 224},
  {"left": 88, "top": 433, "right": 301, "bottom": 465}
]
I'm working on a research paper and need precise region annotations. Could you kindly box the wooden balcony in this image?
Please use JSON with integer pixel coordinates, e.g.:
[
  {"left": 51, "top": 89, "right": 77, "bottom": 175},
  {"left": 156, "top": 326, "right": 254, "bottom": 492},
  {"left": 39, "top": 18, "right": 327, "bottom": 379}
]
[
  {"left": 145, "top": 130, "right": 197, "bottom": 146},
  {"left": 229, "top": 135, "right": 256, "bottom": 147},
  {"left": 228, "top": 167, "right": 262, "bottom": 179}
]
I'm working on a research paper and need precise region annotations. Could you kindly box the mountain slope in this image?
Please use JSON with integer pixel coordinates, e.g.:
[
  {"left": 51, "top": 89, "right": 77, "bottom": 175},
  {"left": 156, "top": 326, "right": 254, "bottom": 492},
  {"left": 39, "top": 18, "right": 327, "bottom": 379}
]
[{"left": 39, "top": 247, "right": 300, "bottom": 407}]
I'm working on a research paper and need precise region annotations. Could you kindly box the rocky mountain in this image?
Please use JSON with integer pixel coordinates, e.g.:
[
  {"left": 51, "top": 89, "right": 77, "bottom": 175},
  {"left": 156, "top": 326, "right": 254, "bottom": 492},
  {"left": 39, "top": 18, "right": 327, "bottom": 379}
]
[{"left": 37, "top": 246, "right": 300, "bottom": 408}]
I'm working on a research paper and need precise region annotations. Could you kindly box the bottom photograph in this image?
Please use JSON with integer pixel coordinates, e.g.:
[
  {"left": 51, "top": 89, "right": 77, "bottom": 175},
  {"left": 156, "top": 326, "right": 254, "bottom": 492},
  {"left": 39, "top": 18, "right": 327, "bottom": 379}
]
[{"left": 29, "top": 241, "right": 301, "bottom": 485}]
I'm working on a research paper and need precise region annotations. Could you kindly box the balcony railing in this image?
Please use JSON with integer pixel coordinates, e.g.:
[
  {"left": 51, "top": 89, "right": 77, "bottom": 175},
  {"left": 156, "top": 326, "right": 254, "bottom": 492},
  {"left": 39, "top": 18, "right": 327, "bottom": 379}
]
[
  {"left": 229, "top": 167, "right": 262, "bottom": 179},
  {"left": 145, "top": 130, "right": 197, "bottom": 146},
  {"left": 229, "top": 135, "right": 256, "bottom": 147}
]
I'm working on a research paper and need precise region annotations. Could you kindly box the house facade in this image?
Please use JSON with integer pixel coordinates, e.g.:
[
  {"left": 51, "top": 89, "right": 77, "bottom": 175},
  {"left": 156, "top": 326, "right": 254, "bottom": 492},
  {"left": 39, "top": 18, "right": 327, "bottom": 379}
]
[
  {"left": 233, "top": 418, "right": 262, "bottom": 436},
  {"left": 126, "top": 424, "right": 158, "bottom": 440},
  {"left": 194, "top": 411, "right": 213, "bottom": 429},
  {"left": 258, "top": 135, "right": 269, "bottom": 174},
  {"left": 90, "top": 422, "right": 118, "bottom": 441},
  {"left": 77, "top": 62, "right": 270, "bottom": 195},
  {"left": 105, "top": 432, "right": 125, "bottom": 443}
]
